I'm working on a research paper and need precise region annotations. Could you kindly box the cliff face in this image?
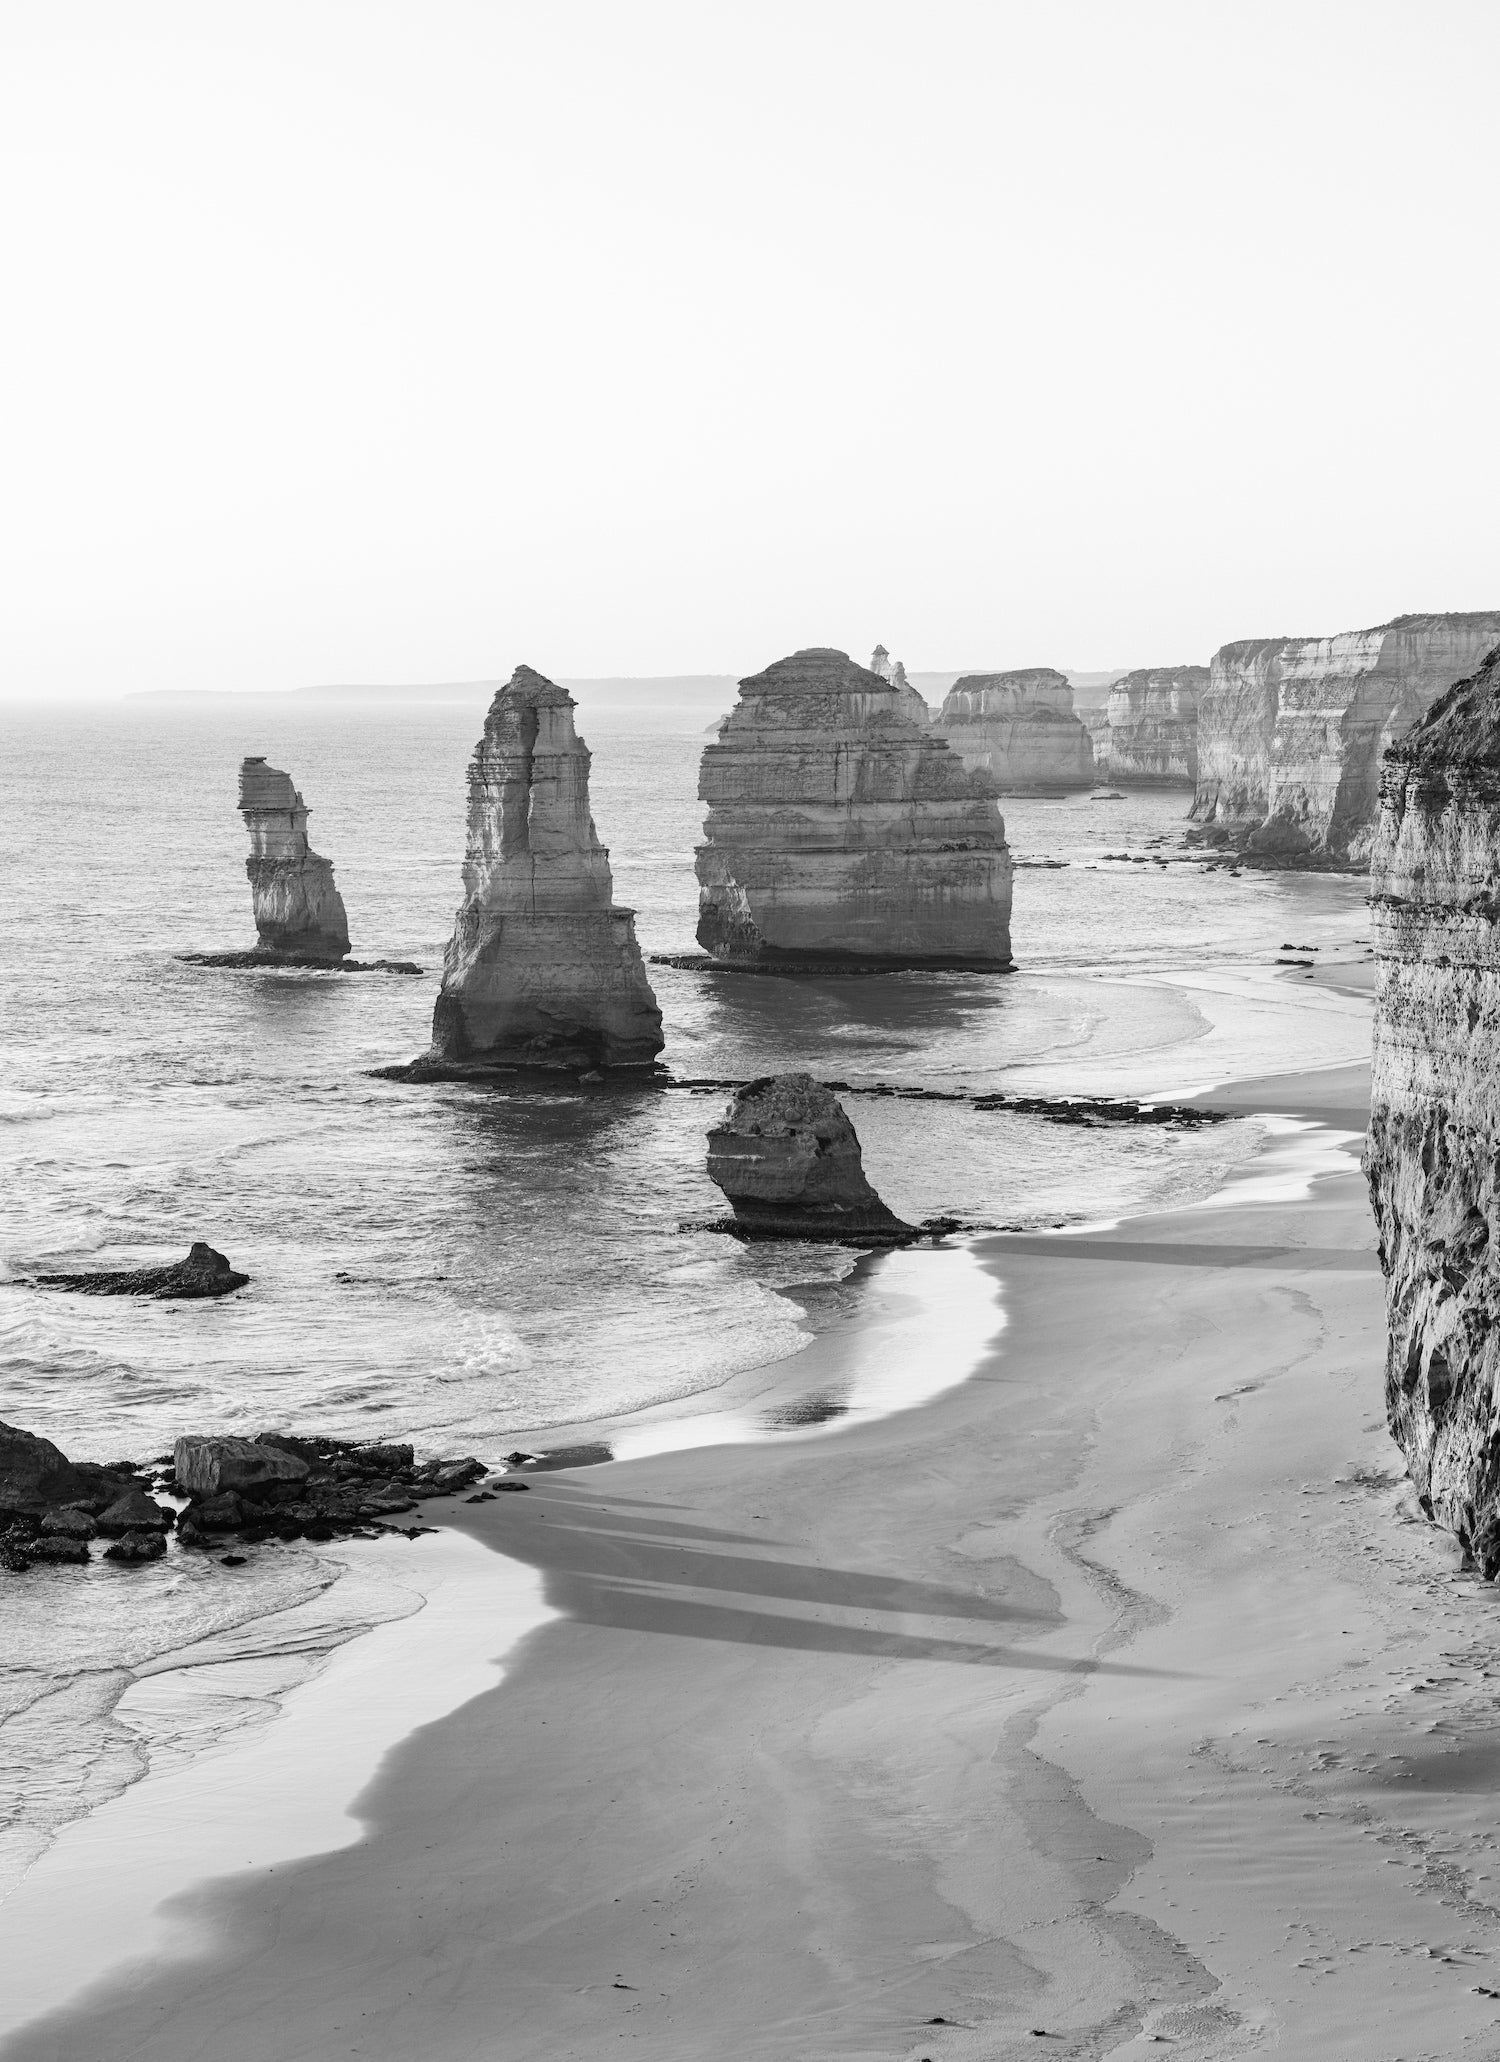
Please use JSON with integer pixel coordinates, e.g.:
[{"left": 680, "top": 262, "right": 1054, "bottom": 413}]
[
  {"left": 706, "top": 1073, "right": 914, "bottom": 1242},
  {"left": 431, "top": 666, "right": 664, "bottom": 1068},
  {"left": 936, "top": 669, "right": 1095, "bottom": 792},
  {"left": 1193, "top": 615, "right": 1500, "bottom": 860},
  {"left": 238, "top": 759, "right": 350, "bottom": 961},
  {"left": 696, "top": 648, "right": 1012, "bottom": 967},
  {"left": 1104, "top": 667, "right": 1206, "bottom": 786},
  {"left": 1366, "top": 646, "right": 1500, "bottom": 1571}
]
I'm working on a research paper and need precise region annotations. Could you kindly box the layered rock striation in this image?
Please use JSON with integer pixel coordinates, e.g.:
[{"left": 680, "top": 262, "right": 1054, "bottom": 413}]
[
  {"left": 705, "top": 1074, "right": 914, "bottom": 1243},
  {"left": 239, "top": 758, "right": 350, "bottom": 960},
  {"left": 696, "top": 648, "right": 1012, "bottom": 967},
  {"left": 1366, "top": 646, "right": 1500, "bottom": 1572},
  {"left": 936, "top": 669, "right": 1095, "bottom": 793},
  {"left": 1102, "top": 667, "right": 1206, "bottom": 786},
  {"left": 429, "top": 666, "right": 664, "bottom": 1069},
  {"left": 1193, "top": 614, "right": 1500, "bottom": 861}
]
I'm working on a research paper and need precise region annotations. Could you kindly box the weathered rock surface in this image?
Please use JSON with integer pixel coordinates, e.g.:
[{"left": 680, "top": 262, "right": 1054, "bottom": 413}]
[
  {"left": 1101, "top": 667, "right": 1206, "bottom": 786},
  {"left": 705, "top": 1073, "right": 915, "bottom": 1243},
  {"left": 427, "top": 666, "right": 664, "bottom": 1070},
  {"left": 239, "top": 757, "right": 350, "bottom": 961},
  {"left": 174, "top": 1434, "right": 310, "bottom": 1498},
  {"left": 37, "top": 1241, "right": 249, "bottom": 1299},
  {"left": 1194, "top": 614, "right": 1500, "bottom": 861},
  {"left": 1366, "top": 646, "right": 1500, "bottom": 1573},
  {"left": 936, "top": 669, "right": 1095, "bottom": 793},
  {"left": 0, "top": 1421, "right": 135, "bottom": 1521},
  {"left": 696, "top": 648, "right": 1012, "bottom": 967}
]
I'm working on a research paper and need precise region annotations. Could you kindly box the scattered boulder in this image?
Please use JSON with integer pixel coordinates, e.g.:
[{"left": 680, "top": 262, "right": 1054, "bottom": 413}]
[
  {"left": 0, "top": 1420, "right": 106, "bottom": 1519},
  {"left": 174, "top": 1435, "right": 311, "bottom": 1498},
  {"left": 29, "top": 1536, "right": 91, "bottom": 1566},
  {"left": 96, "top": 1488, "right": 172, "bottom": 1536},
  {"left": 40, "top": 1507, "right": 96, "bottom": 1539},
  {"left": 705, "top": 1073, "right": 917, "bottom": 1244},
  {"left": 36, "top": 1242, "right": 249, "bottom": 1300},
  {"left": 105, "top": 1530, "right": 168, "bottom": 1564}
]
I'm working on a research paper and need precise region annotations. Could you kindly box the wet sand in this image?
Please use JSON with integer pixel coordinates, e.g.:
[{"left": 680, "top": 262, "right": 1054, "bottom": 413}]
[{"left": 14, "top": 1055, "right": 1500, "bottom": 2059}]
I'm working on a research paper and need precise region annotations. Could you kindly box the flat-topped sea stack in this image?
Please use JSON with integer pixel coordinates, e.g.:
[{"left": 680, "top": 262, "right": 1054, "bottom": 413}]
[
  {"left": 1192, "top": 613, "right": 1500, "bottom": 862},
  {"left": 706, "top": 1074, "right": 915, "bottom": 1244},
  {"left": 238, "top": 758, "right": 350, "bottom": 961},
  {"left": 696, "top": 648, "right": 1012, "bottom": 968},
  {"left": 936, "top": 669, "right": 1095, "bottom": 793},
  {"left": 1366, "top": 646, "right": 1500, "bottom": 1573},
  {"left": 429, "top": 666, "right": 663, "bottom": 1070},
  {"left": 1102, "top": 667, "right": 1206, "bottom": 786}
]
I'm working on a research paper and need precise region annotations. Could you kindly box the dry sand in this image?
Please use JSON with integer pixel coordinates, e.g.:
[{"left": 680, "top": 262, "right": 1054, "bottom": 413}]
[{"left": 9, "top": 1063, "right": 1500, "bottom": 2061}]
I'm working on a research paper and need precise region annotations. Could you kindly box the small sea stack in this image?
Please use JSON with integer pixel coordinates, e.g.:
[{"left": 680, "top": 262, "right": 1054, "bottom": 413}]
[
  {"left": 427, "top": 666, "right": 664, "bottom": 1071},
  {"left": 36, "top": 1241, "right": 249, "bottom": 1299},
  {"left": 695, "top": 647, "right": 1012, "bottom": 968},
  {"left": 239, "top": 758, "right": 351, "bottom": 961},
  {"left": 1366, "top": 643, "right": 1500, "bottom": 1572},
  {"left": 705, "top": 1073, "right": 915, "bottom": 1244},
  {"left": 936, "top": 669, "right": 1095, "bottom": 793}
]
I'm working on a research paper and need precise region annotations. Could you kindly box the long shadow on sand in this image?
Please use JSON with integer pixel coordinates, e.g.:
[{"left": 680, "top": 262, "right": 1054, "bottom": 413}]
[
  {"left": 467, "top": 1488, "right": 1185, "bottom": 1679},
  {"left": 990, "top": 1235, "right": 1377, "bottom": 1270}
]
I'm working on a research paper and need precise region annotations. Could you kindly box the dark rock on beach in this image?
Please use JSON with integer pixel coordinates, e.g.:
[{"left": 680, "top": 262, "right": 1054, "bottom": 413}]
[
  {"left": 705, "top": 1073, "right": 917, "bottom": 1245},
  {"left": 0, "top": 1420, "right": 135, "bottom": 1521},
  {"left": 36, "top": 1241, "right": 249, "bottom": 1300}
]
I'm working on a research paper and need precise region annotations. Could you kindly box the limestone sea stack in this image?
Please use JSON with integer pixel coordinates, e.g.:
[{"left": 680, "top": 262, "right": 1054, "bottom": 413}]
[
  {"left": 1192, "top": 613, "right": 1500, "bottom": 862},
  {"left": 936, "top": 669, "right": 1095, "bottom": 792},
  {"left": 238, "top": 758, "right": 351, "bottom": 961},
  {"left": 705, "top": 1074, "right": 914, "bottom": 1243},
  {"left": 429, "top": 666, "right": 664, "bottom": 1069},
  {"left": 696, "top": 648, "right": 1012, "bottom": 968},
  {"left": 1365, "top": 645, "right": 1500, "bottom": 1572},
  {"left": 1101, "top": 667, "right": 1207, "bottom": 786}
]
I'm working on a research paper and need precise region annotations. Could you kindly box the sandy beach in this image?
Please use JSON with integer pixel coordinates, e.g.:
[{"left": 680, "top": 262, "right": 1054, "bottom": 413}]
[{"left": 11, "top": 1025, "right": 1500, "bottom": 2061}]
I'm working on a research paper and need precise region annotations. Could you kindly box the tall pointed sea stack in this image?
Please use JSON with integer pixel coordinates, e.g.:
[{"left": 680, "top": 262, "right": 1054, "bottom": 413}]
[
  {"left": 696, "top": 647, "right": 1012, "bottom": 967},
  {"left": 936, "top": 669, "right": 1095, "bottom": 792},
  {"left": 238, "top": 758, "right": 350, "bottom": 962},
  {"left": 430, "top": 666, "right": 664, "bottom": 1069},
  {"left": 1366, "top": 642, "right": 1500, "bottom": 1570}
]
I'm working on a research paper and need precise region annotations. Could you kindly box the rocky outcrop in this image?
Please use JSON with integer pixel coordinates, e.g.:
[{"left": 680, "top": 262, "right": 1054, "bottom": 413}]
[
  {"left": 428, "top": 666, "right": 664, "bottom": 1070},
  {"left": 239, "top": 758, "right": 350, "bottom": 961},
  {"left": 696, "top": 648, "right": 1012, "bottom": 967},
  {"left": 37, "top": 1242, "right": 249, "bottom": 1298},
  {"left": 705, "top": 1074, "right": 914, "bottom": 1243},
  {"left": 937, "top": 669, "right": 1095, "bottom": 793},
  {"left": 1193, "top": 615, "right": 1500, "bottom": 861},
  {"left": 0, "top": 1422, "right": 135, "bottom": 1522},
  {"left": 1102, "top": 667, "right": 1206, "bottom": 786},
  {"left": 1365, "top": 647, "right": 1500, "bottom": 1574}
]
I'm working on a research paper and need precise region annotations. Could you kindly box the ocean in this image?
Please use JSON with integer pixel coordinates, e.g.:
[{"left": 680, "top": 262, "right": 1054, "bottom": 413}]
[{"left": 0, "top": 685, "right": 1373, "bottom": 1897}]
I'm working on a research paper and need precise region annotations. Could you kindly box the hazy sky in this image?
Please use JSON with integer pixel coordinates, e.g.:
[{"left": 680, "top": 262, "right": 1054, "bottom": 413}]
[{"left": 4, "top": 1, "right": 1498, "bottom": 696}]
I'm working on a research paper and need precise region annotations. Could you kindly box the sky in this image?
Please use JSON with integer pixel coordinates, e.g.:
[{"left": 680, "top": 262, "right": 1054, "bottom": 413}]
[{"left": 3, "top": 0, "right": 1499, "bottom": 697}]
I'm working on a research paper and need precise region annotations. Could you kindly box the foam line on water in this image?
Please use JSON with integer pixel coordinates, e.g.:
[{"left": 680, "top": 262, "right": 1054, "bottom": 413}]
[{"left": 0, "top": 1528, "right": 553, "bottom": 2047}]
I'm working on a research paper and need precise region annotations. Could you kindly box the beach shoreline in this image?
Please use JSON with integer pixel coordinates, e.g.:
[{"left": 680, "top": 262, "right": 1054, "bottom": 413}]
[{"left": 15, "top": 1027, "right": 1498, "bottom": 2060}]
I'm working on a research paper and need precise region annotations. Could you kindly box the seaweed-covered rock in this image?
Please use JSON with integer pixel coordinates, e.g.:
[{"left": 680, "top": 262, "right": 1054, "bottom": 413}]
[{"left": 705, "top": 1073, "right": 915, "bottom": 1244}]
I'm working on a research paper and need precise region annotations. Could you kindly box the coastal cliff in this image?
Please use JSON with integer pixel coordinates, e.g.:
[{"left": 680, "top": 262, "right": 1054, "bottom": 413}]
[
  {"left": 1193, "top": 614, "right": 1500, "bottom": 861},
  {"left": 1102, "top": 667, "right": 1206, "bottom": 786},
  {"left": 429, "top": 666, "right": 664, "bottom": 1069},
  {"left": 696, "top": 647, "right": 1012, "bottom": 967},
  {"left": 936, "top": 669, "right": 1094, "bottom": 792},
  {"left": 1366, "top": 645, "right": 1500, "bottom": 1572},
  {"left": 238, "top": 759, "right": 350, "bottom": 961}
]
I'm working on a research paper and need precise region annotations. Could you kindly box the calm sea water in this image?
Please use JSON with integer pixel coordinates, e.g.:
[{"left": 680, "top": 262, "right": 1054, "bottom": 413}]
[{"left": 0, "top": 688, "right": 1372, "bottom": 1896}]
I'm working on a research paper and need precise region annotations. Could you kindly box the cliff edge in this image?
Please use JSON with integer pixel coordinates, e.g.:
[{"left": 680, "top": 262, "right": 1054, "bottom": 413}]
[{"left": 1366, "top": 639, "right": 1500, "bottom": 1570}]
